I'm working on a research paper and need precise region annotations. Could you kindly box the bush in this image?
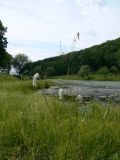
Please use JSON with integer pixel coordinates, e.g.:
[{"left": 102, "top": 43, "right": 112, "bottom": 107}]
[
  {"left": 98, "top": 66, "right": 110, "bottom": 75},
  {"left": 78, "top": 65, "right": 91, "bottom": 79},
  {"left": 110, "top": 66, "right": 119, "bottom": 74},
  {"left": 46, "top": 67, "right": 55, "bottom": 76}
]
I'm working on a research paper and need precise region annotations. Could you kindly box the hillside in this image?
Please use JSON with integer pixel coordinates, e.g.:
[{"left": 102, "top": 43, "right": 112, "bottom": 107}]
[{"left": 21, "top": 37, "right": 120, "bottom": 76}]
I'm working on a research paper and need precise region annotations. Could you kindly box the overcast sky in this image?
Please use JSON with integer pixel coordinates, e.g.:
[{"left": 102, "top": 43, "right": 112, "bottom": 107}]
[{"left": 0, "top": 0, "right": 120, "bottom": 61}]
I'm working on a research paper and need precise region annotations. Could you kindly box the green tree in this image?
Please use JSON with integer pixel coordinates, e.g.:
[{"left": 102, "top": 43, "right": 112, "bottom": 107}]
[
  {"left": 2, "top": 52, "right": 12, "bottom": 72},
  {"left": 22, "top": 37, "right": 120, "bottom": 76},
  {"left": 78, "top": 65, "right": 91, "bottom": 79},
  {"left": 12, "top": 53, "right": 30, "bottom": 74},
  {"left": 110, "top": 66, "right": 119, "bottom": 74},
  {"left": 0, "top": 20, "right": 8, "bottom": 67},
  {"left": 98, "top": 66, "right": 109, "bottom": 75},
  {"left": 46, "top": 67, "right": 55, "bottom": 76},
  {"left": 98, "top": 66, "right": 110, "bottom": 80},
  {"left": 116, "top": 49, "right": 120, "bottom": 68}
]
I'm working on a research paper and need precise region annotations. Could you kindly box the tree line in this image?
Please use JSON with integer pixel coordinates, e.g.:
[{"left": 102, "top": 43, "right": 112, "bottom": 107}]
[
  {"left": 21, "top": 38, "right": 120, "bottom": 77},
  {"left": 0, "top": 19, "right": 120, "bottom": 77}
]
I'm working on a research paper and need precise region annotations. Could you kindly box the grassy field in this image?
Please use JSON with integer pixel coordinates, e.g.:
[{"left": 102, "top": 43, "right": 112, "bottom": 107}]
[{"left": 0, "top": 74, "right": 120, "bottom": 160}]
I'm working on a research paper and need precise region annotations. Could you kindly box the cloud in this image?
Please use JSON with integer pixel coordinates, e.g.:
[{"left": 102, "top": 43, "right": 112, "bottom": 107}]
[
  {"left": 0, "top": 0, "right": 120, "bottom": 61},
  {"left": 87, "top": 31, "right": 97, "bottom": 37},
  {"left": 9, "top": 40, "right": 69, "bottom": 50}
]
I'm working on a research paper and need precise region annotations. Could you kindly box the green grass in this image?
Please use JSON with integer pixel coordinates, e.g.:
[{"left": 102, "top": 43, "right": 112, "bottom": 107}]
[{"left": 0, "top": 75, "right": 120, "bottom": 159}]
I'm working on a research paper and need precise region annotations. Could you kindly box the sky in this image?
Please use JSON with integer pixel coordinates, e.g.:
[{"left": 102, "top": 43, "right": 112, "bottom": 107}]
[{"left": 0, "top": 0, "right": 120, "bottom": 61}]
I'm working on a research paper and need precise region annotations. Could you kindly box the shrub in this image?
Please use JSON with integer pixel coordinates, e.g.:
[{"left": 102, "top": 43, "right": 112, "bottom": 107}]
[
  {"left": 98, "top": 66, "right": 110, "bottom": 75},
  {"left": 46, "top": 67, "right": 55, "bottom": 76},
  {"left": 78, "top": 65, "right": 91, "bottom": 79},
  {"left": 110, "top": 66, "right": 119, "bottom": 74}
]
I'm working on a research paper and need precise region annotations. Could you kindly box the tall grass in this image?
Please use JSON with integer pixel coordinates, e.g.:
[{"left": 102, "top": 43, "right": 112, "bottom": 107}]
[{"left": 0, "top": 75, "right": 120, "bottom": 159}]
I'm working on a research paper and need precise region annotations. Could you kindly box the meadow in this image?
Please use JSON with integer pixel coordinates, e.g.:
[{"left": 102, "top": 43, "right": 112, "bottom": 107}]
[{"left": 0, "top": 74, "right": 120, "bottom": 160}]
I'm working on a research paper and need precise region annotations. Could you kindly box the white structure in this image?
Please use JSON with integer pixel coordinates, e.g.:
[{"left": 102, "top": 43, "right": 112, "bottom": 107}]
[
  {"left": 58, "top": 88, "right": 64, "bottom": 100},
  {"left": 32, "top": 73, "right": 39, "bottom": 86},
  {"left": 76, "top": 94, "right": 83, "bottom": 102}
]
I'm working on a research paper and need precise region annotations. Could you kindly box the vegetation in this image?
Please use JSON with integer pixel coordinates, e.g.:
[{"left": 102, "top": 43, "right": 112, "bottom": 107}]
[
  {"left": 78, "top": 65, "right": 91, "bottom": 79},
  {"left": 1, "top": 20, "right": 120, "bottom": 80},
  {"left": 21, "top": 38, "right": 120, "bottom": 79},
  {"left": 0, "top": 20, "right": 12, "bottom": 70},
  {"left": 0, "top": 19, "right": 120, "bottom": 159},
  {"left": 12, "top": 53, "right": 30, "bottom": 74},
  {"left": 0, "top": 20, "right": 30, "bottom": 74},
  {"left": 0, "top": 75, "right": 120, "bottom": 159}
]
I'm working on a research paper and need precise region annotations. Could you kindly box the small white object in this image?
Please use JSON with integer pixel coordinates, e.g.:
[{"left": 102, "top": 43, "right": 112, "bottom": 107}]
[
  {"left": 32, "top": 73, "right": 39, "bottom": 86},
  {"left": 58, "top": 88, "right": 64, "bottom": 100},
  {"left": 76, "top": 95, "right": 83, "bottom": 102}
]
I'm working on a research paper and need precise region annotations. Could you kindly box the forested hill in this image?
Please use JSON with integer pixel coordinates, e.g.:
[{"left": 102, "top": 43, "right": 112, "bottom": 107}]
[{"left": 21, "top": 37, "right": 120, "bottom": 76}]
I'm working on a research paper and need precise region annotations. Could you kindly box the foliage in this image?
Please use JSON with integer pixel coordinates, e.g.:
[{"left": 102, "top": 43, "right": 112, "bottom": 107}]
[
  {"left": 0, "top": 74, "right": 18, "bottom": 82},
  {"left": 110, "top": 66, "right": 119, "bottom": 74},
  {"left": 0, "top": 20, "right": 12, "bottom": 69},
  {"left": 0, "top": 20, "right": 7, "bottom": 55},
  {"left": 46, "top": 66, "right": 55, "bottom": 76},
  {"left": 12, "top": 53, "right": 30, "bottom": 74},
  {"left": 116, "top": 49, "right": 120, "bottom": 67},
  {"left": 98, "top": 66, "right": 110, "bottom": 75},
  {"left": 0, "top": 76, "right": 120, "bottom": 159},
  {"left": 21, "top": 37, "right": 120, "bottom": 77},
  {"left": 78, "top": 65, "right": 91, "bottom": 79}
]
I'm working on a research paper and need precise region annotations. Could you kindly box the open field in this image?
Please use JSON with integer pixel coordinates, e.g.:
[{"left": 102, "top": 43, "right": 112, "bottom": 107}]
[{"left": 0, "top": 75, "right": 120, "bottom": 160}]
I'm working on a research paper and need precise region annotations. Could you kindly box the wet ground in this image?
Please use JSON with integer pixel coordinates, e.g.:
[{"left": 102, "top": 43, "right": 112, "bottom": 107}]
[{"left": 40, "top": 80, "right": 120, "bottom": 102}]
